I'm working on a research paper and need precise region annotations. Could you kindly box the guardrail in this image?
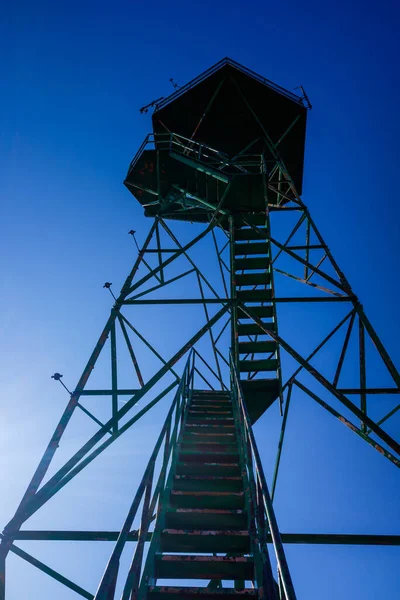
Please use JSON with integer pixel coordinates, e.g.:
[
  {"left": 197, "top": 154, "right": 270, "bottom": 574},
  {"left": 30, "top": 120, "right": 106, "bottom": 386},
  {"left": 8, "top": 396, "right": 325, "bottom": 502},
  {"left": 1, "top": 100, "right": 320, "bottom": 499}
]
[
  {"left": 94, "top": 350, "right": 195, "bottom": 600},
  {"left": 126, "top": 132, "right": 265, "bottom": 179},
  {"left": 230, "top": 350, "right": 297, "bottom": 600}
]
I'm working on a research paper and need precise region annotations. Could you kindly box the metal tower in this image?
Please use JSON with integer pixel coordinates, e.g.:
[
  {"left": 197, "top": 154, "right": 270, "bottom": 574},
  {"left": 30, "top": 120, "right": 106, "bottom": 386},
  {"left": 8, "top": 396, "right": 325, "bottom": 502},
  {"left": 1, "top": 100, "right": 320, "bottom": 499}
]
[{"left": 1, "top": 58, "right": 399, "bottom": 599}]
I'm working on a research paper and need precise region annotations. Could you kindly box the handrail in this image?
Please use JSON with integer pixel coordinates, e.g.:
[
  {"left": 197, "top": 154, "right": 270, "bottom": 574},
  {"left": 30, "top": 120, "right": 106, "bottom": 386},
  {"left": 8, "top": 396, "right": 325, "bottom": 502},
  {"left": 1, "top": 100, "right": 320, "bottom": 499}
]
[
  {"left": 94, "top": 349, "right": 195, "bottom": 599},
  {"left": 230, "top": 350, "right": 297, "bottom": 600},
  {"left": 126, "top": 132, "right": 266, "bottom": 180}
]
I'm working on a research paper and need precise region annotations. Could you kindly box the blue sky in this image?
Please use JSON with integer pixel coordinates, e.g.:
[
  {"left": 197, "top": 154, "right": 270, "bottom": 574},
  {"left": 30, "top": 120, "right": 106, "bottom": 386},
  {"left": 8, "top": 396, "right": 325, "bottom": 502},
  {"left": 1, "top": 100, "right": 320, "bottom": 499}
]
[{"left": 2, "top": 0, "right": 400, "bottom": 598}]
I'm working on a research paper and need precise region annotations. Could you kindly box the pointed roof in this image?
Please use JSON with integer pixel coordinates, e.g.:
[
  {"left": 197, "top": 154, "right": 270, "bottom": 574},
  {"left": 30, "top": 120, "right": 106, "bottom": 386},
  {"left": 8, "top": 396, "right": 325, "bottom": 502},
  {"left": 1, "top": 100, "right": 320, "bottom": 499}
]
[{"left": 152, "top": 58, "right": 307, "bottom": 193}]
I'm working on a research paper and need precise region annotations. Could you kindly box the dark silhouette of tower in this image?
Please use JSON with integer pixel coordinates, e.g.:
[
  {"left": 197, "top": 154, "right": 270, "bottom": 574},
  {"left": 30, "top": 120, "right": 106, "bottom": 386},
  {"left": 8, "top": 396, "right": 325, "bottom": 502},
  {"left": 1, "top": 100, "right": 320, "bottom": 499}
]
[{"left": 1, "top": 58, "right": 399, "bottom": 600}]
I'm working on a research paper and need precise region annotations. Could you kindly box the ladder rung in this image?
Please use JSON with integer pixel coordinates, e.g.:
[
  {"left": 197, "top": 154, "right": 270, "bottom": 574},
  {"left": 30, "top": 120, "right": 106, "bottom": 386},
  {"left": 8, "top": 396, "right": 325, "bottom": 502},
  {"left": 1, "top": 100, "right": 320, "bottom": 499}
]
[
  {"left": 235, "top": 272, "right": 271, "bottom": 286},
  {"left": 235, "top": 257, "right": 269, "bottom": 270},
  {"left": 165, "top": 508, "right": 247, "bottom": 530},
  {"left": 237, "top": 289, "right": 272, "bottom": 302},
  {"left": 235, "top": 228, "right": 267, "bottom": 241},
  {"left": 238, "top": 306, "right": 273, "bottom": 319},
  {"left": 237, "top": 322, "right": 276, "bottom": 336},
  {"left": 170, "top": 490, "right": 244, "bottom": 509},
  {"left": 174, "top": 474, "right": 243, "bottom": 492},
  {"left": 147, "top": 585, "right": 257, "bottom": 599},
  {"left": 239, "top": 359, "right": 278, "bottom": 372},
  {"left": 155, "top": 554, "right": 254, "bottom": 582},
  {"left": 234, "top": 242, "right": 268, "bottom": 255},
  {"left": 192, "top": 390, "right": 230, "bottom": 396},
  {"left": 238, "top": 341, "right": 276, "bottom": 354},
  {"left": 160, "top": 529, "right": 250, "bottom": 554},
  {"left": 241, "top": 214, "right": 267, "bottom": 226},
  {"left": 176, "top": 462, "right": 241, "bottom": 476}
]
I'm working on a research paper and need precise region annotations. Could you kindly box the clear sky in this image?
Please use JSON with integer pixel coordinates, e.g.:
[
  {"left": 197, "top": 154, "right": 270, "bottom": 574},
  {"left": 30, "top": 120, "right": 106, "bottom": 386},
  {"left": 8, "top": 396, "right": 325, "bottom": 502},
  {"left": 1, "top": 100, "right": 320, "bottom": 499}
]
[{"left": 2, "top": 0, "right": 400, "bottom": 598}]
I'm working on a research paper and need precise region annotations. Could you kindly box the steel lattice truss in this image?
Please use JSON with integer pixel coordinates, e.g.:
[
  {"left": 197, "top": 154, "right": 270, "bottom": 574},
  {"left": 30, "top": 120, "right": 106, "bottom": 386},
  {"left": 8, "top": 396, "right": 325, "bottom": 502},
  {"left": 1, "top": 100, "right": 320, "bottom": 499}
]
[{"left": 1, "top": 59, "right": 399, "bottom": 599}]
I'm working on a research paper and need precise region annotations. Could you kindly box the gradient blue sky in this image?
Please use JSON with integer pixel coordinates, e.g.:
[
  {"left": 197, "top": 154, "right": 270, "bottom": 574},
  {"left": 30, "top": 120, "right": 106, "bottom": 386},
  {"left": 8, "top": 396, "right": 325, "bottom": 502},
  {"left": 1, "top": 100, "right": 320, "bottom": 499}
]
[{"left": 2, "top": 1, "right": 400, "bottom": 598}]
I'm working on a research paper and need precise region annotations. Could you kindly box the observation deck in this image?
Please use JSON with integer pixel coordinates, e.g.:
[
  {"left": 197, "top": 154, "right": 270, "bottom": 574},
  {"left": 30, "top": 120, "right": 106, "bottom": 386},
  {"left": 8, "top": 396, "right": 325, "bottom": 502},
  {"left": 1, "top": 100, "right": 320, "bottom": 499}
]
[{"left": 125, "top": 58, "right": 307, "bottom": 223}]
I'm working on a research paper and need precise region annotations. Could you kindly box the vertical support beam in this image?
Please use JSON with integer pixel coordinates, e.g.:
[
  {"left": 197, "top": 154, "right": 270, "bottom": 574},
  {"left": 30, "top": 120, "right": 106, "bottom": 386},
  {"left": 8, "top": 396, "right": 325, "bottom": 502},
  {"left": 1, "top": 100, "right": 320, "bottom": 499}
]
[
  {"left": 229, "top": 216, "right": 239, "bottom": 366},
  {"left": 110, "top": 321, "right": 118, "bottom": 434},
  {"left": 155, "top": 220, "right": 164, "bottom": 284},
  {"left": 304, "top": 218, "right": 310, "bottom": 280},
  {"left": 359, "top": 318, "right": 367, "bottom": 432}
]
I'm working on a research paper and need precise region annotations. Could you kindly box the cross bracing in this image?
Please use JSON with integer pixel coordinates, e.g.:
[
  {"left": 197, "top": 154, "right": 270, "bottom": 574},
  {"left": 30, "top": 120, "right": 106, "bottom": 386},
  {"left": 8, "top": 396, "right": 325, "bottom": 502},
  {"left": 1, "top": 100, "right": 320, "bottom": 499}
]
[{"left": 1, "top": 58, "right": 399, "bottom": 599}]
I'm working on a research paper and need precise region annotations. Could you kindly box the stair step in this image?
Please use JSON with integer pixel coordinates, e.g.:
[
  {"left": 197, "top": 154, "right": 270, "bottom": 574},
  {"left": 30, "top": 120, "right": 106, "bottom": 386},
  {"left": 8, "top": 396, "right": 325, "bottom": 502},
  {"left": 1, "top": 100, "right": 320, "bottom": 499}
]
[
  {"left": 241, "top": 214, "right": 267, "bottom": 226},
  {"left": 165, "top": 508, "right": 247, "bottom": 529},
  {"left": 161, "top": 529, "right": 250, "bottom": 553},
  {"left": 192, "top": 391, "right": 231, "bottom": 399},
  {"left": 235, "top": 228, "right": 267, "bottom": 241},
  {"left": 191, "top": 403, "right": 232, "bottom": 410},
  {"left": 148, "top": 586, "right": 257, "bottom": 599},
  {"left": 155, "top": 554, "right": 254, "bottom": 581},
  {"left": 238, "top": 341, "right": 276, "bottom": 354},
  {"left": 235, "top": 272, "right": 271, "bottom": 286},
  {"left": 234, "top": 242, "right": 268, "bottom": 256},
  {"left": 185, "top": 423, "right": 235, "bottom": 434},
  {"left": 186, "top": 417, "right": 234, "bottom": 425},
  {"left": 182, "top": 432, "right": 235, "bottom": 443},
  {"left": 237, "top": 322, "right": 276, "bottom": 336},
  {"left": 236, "top": 289, "right": 272, "bottom": 302},
  {"left": 191, "top": 405, "right": 231, "bottom": 412},
  {"left": 176, "top": 462, "right": 241, "bottom": 477},
  {"left": 237, "top": 306, "right": 273, "bottom": 319},
  {"left": 239, "top": 359, "right": 278, "bottom": 373},
  {"left": 180, "top": 442, "right": 238, "bottom": 453},
  {"left": 178, "top": 451, "right": 239, "bottom": 465},
  {"left": 235, "top": 257, "right": 269, "bottom": 271},
  {"left": 189, "top": 408, "right": 232, "bottom": 415},
  {"left": 170, "top": 491, "right": 244, "bottom": 510},
  {"left": 174, "top": 475, "right": 243, "bottom": 492}
]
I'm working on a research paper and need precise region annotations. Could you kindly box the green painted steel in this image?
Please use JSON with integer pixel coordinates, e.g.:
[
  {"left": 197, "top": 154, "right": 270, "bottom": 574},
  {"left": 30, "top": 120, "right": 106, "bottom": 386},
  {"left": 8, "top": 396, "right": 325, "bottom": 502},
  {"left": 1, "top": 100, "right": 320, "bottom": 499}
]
[{"left": 2, "top": 57, "right": 400, "bottom": 600}]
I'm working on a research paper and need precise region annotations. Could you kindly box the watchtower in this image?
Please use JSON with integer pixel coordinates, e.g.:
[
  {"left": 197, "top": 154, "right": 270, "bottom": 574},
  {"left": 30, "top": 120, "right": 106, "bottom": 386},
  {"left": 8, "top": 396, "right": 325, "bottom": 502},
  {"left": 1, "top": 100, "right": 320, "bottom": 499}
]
[{"left": 1, "top": 58, "right": 399, "bottom": 600}]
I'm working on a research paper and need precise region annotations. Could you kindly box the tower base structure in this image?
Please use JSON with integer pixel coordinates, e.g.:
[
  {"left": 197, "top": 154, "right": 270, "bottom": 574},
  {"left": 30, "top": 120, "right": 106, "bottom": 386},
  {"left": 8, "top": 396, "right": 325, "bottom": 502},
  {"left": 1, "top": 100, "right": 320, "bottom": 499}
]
[{"left": 1, "top": 58, "right": 399, "bottom": 600}]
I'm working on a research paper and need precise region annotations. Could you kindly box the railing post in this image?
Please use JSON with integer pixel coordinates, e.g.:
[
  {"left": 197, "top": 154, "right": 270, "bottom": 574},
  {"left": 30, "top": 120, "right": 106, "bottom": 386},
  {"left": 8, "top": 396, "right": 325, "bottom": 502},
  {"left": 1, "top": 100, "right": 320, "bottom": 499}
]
[
  {"left": 229, "top": 353, "right": 278, "bottom": 599},
  {"left": 230, "top": 352, "right": 296, "bottom": 600}
]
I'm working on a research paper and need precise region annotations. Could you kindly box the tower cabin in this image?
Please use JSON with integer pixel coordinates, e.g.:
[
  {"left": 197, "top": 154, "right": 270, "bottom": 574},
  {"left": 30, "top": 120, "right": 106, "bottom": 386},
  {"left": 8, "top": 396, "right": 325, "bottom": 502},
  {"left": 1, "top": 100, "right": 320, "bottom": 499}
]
[{"left": 125, "top": 58, "right": 307, "bottom": 423}]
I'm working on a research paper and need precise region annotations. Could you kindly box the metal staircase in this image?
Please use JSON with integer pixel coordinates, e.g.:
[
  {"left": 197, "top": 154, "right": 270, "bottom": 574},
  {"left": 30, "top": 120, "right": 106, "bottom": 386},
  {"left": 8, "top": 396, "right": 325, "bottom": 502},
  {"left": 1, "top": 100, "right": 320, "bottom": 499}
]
[
  {"left": 110, "top": 352, "right": 295, "bottom": 600},
  {"left": 4, "top": 58, "right": 399, "bottom": 600},
  {"left": 144, "top": 389, "right": 254, "bottom": 599},
  {"left": 232, "top": 217, "right": 281, "bottom": 423}
]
